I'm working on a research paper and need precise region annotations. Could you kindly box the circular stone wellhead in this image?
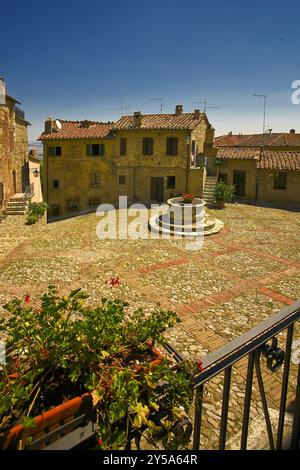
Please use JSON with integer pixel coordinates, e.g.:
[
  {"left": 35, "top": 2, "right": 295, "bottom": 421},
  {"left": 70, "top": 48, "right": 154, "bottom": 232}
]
[{"left": 149, "top": 197, "right": 224, "bottom": 237}]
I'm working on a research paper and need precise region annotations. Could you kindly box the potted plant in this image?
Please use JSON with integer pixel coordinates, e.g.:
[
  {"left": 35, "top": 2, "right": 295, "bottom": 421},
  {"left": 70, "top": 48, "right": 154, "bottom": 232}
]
[
  {"left": 181, "top": 193, "right": 194, "bottom": 204},
  {"left": 214, "top": 181, "right": 235, "bottom": 208},
  {"left": 0, "top": 287, "right": 200, "bottom": 450}
]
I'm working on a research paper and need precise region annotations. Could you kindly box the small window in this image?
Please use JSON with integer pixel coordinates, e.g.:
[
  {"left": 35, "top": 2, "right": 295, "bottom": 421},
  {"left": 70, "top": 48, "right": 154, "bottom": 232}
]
[
  {"left": 274, "top": 171, "right": 287, "bottom": 190},
  {"left": 66, "top": 198, "right": 80, "bottom": 211},
  {"left": 119, "top": 175, "right": 126, "bottom": 185},
  {"left": 167, "top": 176, "right": 176, "bottom": 189},
  {"left": 88, "top": 198, "right": 101, "bottom": 207},
  {"left": 90, "top": 172, "right": 100, "bottom": 187},
  {"left": 142, "top": 137, "right": 154, "bottom": 155},
  {"left": 166, "top": 137, "right": 178, "bottom": 156},
  {"left": 0, "top": 182, "right": 4, "bottom": 204},
  {"left": 51, "top": 204, "right": 60, "bottom": 216},
  {"left": 120, "top": 138, "right": 127, "bottom": 156},
  {"left": 53, "top": 180, "right": 59, "bottom": 189},
  {"left": 48, "top": 146, "right": 61, "bottom": 156},
  {"left": 87, "top": 144, "right": 105, "bottom": 156}
]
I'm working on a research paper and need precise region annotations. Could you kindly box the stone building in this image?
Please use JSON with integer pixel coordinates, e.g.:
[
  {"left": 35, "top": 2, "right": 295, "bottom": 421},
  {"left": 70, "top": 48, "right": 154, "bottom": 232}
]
[
  {"left": 39, "top": 106, "right": 214, "bottom": 218},
  {"left": 0, "top": 79, "right": 31, "bottom": 211},
  {"left": 208, "top": 132, "right": 300, "bottom": 205}
]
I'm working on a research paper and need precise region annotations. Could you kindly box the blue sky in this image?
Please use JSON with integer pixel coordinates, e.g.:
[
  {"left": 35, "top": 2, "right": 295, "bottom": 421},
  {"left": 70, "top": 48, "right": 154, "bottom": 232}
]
[{"left": 1, "top": 0, "right": 300, "bottom": 140}]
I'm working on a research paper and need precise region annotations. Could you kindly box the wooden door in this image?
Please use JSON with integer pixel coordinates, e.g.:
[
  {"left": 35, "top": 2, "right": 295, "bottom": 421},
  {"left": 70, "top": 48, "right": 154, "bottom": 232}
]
[
  {"left": 233, "top": 170, "right": 246, "bottom": 196},
  {"left": 150, "top": 177, "right": 164, "bottom": 202}
]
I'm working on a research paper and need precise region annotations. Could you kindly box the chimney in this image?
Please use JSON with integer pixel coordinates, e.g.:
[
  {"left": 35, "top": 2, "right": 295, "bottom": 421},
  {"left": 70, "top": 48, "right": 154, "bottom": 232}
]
[
  {"left": 175, "top": 104, "right": 183, "bottom": 115},
  {"left": 44, "top": 118, "right": 53, "bottom": 134},
  {"left": 228, "top": 131, "right": 233, "bottom": 136},
  {"left": 81, "top": 119, "right": 91, "bottom": 128},
  {"left": 0, "top": 77, "right": 6, "bottom": 105},
  {"left": 290, "top": 128, "right": 296, "bottom": 134},
  {"left": 194, "top": 109, "right": 200, "bottom": 120},
  {"left": 133, "top": 111, "right": 142, "bottom": 127}
]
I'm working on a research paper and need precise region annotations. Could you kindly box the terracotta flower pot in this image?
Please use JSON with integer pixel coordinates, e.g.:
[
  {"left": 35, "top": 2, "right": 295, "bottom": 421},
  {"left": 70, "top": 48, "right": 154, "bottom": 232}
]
[{"left": 216, "top": 199, "right": 225, "bottom": 209}]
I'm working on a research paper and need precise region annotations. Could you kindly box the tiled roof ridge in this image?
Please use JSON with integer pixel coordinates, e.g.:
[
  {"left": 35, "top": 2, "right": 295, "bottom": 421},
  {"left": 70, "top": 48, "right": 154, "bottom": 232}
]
[{"left": 56, "top": 119, "right": 114, "bottom": 125}]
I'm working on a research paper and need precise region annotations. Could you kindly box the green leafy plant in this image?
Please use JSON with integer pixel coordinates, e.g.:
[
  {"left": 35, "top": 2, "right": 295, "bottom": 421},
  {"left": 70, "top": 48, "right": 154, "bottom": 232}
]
[
  {"left": 215, "top": 181, "right": 235, "bottom": 202},
  {"left": 26, "top": 202, "right": 48, "bottom": 225},
  {"left": 0, "top": 287, "right": 201, "bottom": 450}
]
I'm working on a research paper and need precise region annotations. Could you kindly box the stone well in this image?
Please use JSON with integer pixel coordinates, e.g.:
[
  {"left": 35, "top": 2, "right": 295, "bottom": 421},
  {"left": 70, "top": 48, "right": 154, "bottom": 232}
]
[{"left": 149, "top": 197, "right": 223, "bottom": 237}]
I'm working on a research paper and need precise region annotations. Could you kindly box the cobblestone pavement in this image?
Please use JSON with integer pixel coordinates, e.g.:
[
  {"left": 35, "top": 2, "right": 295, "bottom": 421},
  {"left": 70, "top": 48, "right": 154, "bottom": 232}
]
[{"left": 0, "top": 203, "right": 299, "bottom": 449}]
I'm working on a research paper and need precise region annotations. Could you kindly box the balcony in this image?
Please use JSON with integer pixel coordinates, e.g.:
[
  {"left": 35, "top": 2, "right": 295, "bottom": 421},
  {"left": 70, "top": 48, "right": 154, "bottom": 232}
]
[{"left": 23, "top": 299, "right": 300, "bottom": 450}]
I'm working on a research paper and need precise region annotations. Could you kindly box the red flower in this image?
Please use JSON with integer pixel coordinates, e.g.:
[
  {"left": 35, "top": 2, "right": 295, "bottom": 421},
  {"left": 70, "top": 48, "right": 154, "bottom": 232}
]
[
  {"left": 25, "top": 294, "right": 30, "bottom": 304},
  {"left": 40, "top": 348, "right": 49, "bottom": 359},
  {"left": 106, "top": 276, "right": 121, "bottom": 287},
  {"left": 197, "top": 360, "right": 205, "bottom": 372},
  {"left": 98, "top": 437, "right": 103, "bottom": 447}
]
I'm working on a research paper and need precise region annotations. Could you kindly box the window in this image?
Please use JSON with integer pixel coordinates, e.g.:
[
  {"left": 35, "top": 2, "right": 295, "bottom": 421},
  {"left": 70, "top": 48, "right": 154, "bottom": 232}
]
[
  {"left": 52, "top": 179, "right": 59, "bottom": 189},
  {"left": 167, "top": 176, "right": 176, "bottom": 189},
  {"left": 50, "top": 204, "right": 60, "bottom": 216},
  {"left": 120, "top": 138, "right": 127, "bottom": 156},
  {"left": 119, "top": 175, "right": 126, "bottom": 185},
  {"left": 142, "top": 137, "right": 153, "bottom": 155},
  {"left": 166, "top": 137, "right": 178, "bottom": 156},
  {"left": 66, "top": 198, "right": 80, "bottom": 211},
  {"left": 90, "top": 172, "right": 100, "bottom": 187},
  {"left": 48, "top": 146, "right": 62, "bottom": 156},
  {"left": 88, "top": 198, "right": 101, "bottom": 207},
  {"left": 0, "top": 182, "right": 4, "bottom": 205},
  {"left": 86, "top": 144, "right": 105, "bottom": 156},
  {"left": 274, "top": 171, "right": 287, "bottom": 190}
]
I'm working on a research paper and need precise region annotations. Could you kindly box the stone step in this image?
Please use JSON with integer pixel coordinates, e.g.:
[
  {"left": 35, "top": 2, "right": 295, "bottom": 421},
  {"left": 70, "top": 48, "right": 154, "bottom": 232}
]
[
  {"left": 6, "top": 210, "right": 27, "bottom": 215},
  {"left": 7, "top": 201, "right": 28, "bottom": 208}
]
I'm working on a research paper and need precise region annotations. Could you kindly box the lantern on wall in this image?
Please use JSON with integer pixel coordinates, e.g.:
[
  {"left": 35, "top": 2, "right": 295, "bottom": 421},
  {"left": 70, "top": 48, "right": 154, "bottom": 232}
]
[{"left": 32, "top": 168, "right": 40, "bottom": 177}]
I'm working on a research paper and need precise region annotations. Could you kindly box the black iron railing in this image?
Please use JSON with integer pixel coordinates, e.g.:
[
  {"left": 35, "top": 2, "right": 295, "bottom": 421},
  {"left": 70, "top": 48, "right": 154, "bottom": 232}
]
[{"left": 192, "top": 299, "right": 300, "bottom": 450}]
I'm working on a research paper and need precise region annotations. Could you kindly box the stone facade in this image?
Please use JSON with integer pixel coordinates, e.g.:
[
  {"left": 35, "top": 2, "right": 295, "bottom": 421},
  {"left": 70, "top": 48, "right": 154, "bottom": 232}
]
[
  {"left": 40, "top": 108, "right": 211, "bottom": 218},
  {"left": 0, "top": 84, "right": 30, "bottom": 211}
]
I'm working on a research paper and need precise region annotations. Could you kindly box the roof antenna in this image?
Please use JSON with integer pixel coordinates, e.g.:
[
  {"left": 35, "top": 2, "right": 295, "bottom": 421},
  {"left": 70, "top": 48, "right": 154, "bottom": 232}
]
[
  {"left": 148, "top": 97, "right": 164, "bottom": 113},
  {"left": 192, "top": 97, "right": 219, "bottom": 113}
]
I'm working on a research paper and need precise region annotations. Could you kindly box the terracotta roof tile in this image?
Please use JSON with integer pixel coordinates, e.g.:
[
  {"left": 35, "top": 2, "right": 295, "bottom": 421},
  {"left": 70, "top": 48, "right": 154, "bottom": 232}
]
[
  {"left": 39, "top": 120, "right": 113, "bottom": 141},
  {"left": 215, "top": 133, "right": 300, "bottom": 147},
  {"left": 259, "top": 151, "right": 300, "bottom": 171},
  {"left": 216, "top": 146, "right": 261, "bottom": 160},
  {"left": 112, "top": 112, "right": 206, "bottom": 130}
]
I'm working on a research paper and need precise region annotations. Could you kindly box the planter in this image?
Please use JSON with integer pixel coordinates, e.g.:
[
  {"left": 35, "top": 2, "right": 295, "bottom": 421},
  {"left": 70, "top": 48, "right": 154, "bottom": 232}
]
[
  {"left": 0, "top": 344, "right": 162, "bottom": 450},
  {"left": 216, "top": 199, "right": 225, "bottom": 209}
]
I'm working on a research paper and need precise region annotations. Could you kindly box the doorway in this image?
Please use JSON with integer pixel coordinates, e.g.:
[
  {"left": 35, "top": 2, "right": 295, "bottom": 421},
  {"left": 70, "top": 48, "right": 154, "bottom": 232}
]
[
  {"left": 150, "top": 177, "right": 164, "bottom": 202},
  {"left": 233, "top": 170, "right": 246, "bottom": 197},
  {"left": 12, "top": 171, "right": 17, "bottom": 194}
]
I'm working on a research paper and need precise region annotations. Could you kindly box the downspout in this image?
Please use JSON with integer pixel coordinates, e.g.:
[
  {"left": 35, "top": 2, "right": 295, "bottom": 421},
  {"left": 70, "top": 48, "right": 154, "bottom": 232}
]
[{"left": 186, "top": 133, "right": 190, "bottom": 193}]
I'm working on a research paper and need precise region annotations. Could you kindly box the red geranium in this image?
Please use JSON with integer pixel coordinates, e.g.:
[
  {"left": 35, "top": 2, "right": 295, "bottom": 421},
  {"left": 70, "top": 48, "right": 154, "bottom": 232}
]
[
  {"left": 25, "top": 294, "right": 30, "bottom": 304},
  {"left": 106, "top": 276, "right": 121, "bottom": 287}
]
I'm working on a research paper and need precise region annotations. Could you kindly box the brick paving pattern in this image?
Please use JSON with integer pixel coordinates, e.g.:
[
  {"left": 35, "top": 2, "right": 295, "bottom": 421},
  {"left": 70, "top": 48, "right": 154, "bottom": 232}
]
[{"left": 0, "top": 203, "right": 299, "bottom": 449}]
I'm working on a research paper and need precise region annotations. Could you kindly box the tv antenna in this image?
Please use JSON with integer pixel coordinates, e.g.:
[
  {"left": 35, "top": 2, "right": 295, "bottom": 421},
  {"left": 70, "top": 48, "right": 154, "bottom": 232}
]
[
  {"left": 192, "top": 97, "right": 219, "bottom": 113},
  {"left": 253, "top": 94, "right": 268, "bottom": 137},
  {"left": 148, "top": 97, "right": 164, "bottom": 113},
  {"left": 116, "top": 101, "right": 130, "bottom": 116}
]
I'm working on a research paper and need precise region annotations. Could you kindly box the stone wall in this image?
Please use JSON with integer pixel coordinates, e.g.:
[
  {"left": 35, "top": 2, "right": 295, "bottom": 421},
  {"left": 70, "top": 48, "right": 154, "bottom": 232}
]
[
  {"left": 0, "top": 97, "right": 29, "bottom": 210},
  {"left": 257, "top": 169, "right": 300, "bottom": 205},
  {"left": 44, "top": 124, "right": 207, "bottom": 217}
]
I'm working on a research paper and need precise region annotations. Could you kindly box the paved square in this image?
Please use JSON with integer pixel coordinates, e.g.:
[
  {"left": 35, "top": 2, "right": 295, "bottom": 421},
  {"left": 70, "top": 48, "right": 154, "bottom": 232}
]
[{"left": 0, "top": 203, "right": 299, "bottom": 448}]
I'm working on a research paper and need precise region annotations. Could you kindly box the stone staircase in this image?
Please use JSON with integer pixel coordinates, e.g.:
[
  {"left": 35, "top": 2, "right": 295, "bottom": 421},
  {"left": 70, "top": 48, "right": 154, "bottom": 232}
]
[
  {"left": 203, "top": 176, "right": 217, "bottom": 205},
  {"left": 5, "top": 193, "right": 29, "bottom": 215}
]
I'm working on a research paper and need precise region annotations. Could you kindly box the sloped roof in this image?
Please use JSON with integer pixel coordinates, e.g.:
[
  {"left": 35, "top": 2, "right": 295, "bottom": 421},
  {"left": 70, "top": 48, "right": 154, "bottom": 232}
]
[
  {"left": 112, "top": 112, "right": 207, "bottom": 130},
  {"left": 217, "top": 146, "right": 261, "bottom": 160},
  {"left": 39, "top": 120, "right": 113, "bottom": 141},
  {"left": 258, "top": 151, "right": 300, "bottom": 171},
  {"left": 215, "top": 133, "right": 300, "bottom": 147}
]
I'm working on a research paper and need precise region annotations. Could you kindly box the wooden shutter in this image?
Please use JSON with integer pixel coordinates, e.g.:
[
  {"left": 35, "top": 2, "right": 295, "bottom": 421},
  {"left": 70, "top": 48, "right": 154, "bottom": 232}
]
[
  {"left": 86, "top": 144, "right": 91, "bottom": 156},
  {"left": 48, "top": 146, "right": 56, "bottom": 156},
  {"left": 172, "top": 138, "right": 178, "bottom": 155},
  {"left": 99, "top": 144, "right": 105, "bottom": 156}
]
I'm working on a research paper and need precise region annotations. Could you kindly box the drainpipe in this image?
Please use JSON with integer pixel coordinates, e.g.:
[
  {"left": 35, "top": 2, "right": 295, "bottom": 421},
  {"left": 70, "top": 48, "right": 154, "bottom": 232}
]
[
  {"left": 255, "top": 147, "right": 263, "bottom": 202},
  {"left": 186, "top": 134, "right": 190, "bottom": 192}
]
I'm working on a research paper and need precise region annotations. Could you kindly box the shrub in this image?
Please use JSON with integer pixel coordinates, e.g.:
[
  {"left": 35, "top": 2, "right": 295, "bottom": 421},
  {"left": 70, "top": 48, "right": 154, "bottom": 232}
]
[
  {"left": 215, "top": 181, "right": 235, "bottom": 202},
  {"left": 0, "top": 288, "right": 201, "bottom": 450},
  {"left": 26, "top": 202, "right": 48, "bottom": 225}
]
